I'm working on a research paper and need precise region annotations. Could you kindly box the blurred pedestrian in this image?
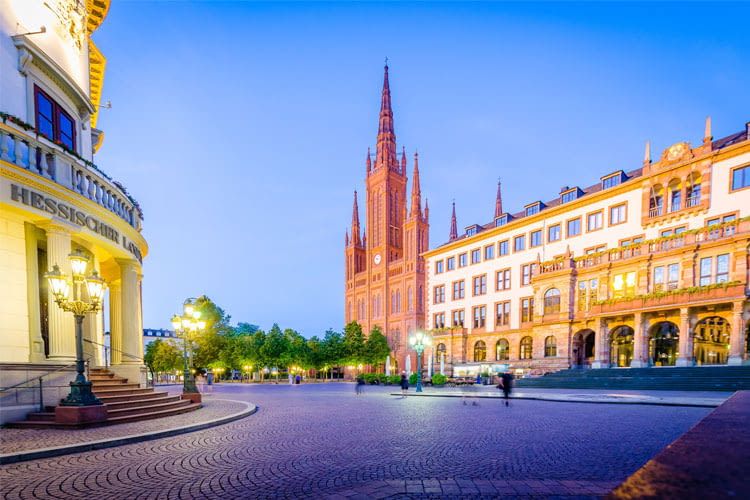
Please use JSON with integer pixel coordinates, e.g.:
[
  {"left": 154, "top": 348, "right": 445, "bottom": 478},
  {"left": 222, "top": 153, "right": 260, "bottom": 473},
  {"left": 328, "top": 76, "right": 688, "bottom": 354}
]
[
  {"left": 355, "top": 375, "right": 365, "bottom": 396},
  {"left": 400, "top": 372, "right": 409, "bottom": 397},
  {"left": 499, "top": 371, "right": 514, "bottom": 406}
]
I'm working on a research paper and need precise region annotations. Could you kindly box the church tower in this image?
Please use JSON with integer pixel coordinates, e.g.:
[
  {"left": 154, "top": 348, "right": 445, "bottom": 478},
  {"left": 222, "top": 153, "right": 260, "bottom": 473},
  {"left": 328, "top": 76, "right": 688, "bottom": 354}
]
[{"left": 344, "top": 64, "right": 429, "bottom": 372}]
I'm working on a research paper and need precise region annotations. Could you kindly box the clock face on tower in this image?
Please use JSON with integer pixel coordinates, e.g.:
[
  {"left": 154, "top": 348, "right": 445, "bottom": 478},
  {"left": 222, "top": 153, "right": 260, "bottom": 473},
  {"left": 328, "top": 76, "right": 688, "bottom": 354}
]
[{"left": 374, "top": 254, "right": 382, "bottom": 265}]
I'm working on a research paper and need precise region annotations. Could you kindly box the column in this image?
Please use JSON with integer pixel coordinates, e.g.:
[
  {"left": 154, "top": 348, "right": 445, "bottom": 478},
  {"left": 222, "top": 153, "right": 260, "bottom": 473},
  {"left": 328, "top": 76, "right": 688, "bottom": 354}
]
[
  {"left": 109, "top": 281, "right": 122, "bottom": 365},
  {"left": 24, "top": 223, "right": 45, "bottom": 362},
  {"left": 676, "top": 307, "right": 694, "bottom": 367},
  {"left": 45, "top": 225, "right": 75, "bottom": 361},
  {"left": 82, "top": 256, "right": 98, "bottom": 365},
  {"left": 728, "top": 301, "right": 747, "bottom": 365},
  {"left": 631, "top": 312, "right": 649, "bottom": 368},
  {"left": 592, "top": 317, "right": 609, "bottom": 369},
  {"left": 118, "top": 259, "right": 141, "bottom": 364}
]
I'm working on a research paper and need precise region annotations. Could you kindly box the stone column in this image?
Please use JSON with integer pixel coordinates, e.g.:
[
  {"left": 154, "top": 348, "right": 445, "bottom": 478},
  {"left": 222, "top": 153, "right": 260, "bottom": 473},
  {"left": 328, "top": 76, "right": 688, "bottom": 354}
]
[
  {"left": 728, "top": 301, "right": 747, "bottom": 365},
  {"left": 119, "top": 259, "right": 142, "bottom": 364},
  {"left": 24, "top": 223, "right": 46, "bottom": 362},
  {"left": 676, "top": 307, "right": 694, "bottom": 366},
  {"left": 45, "top": 225, "right": 75, "bottom": 362},
  {"left": 109, "top": 281, "right": 122, "bottom": 365},
  {"left": 631, "top": 312, "right": 649, "bottom": 368},
  {"left": 82, "top": 257, "right": 98, "bottom": 365},
  {"left": 592, "top": 318, "right": 609, "bottom": 369}
]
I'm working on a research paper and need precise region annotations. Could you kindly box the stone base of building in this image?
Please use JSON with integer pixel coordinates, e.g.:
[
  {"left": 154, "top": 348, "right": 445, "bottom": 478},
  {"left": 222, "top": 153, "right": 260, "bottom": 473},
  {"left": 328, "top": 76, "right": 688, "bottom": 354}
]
[
  {"left": 630, "top": 360, "right": 649, "bottom": 368},
  {"left": 55, "top": 404, "right": 108, "bottom": 425},
  {"left": 108, "top": 364, "right": 148, "bottom": 387},
  {"left": 181, "top": 392, "right": 202, "bottom": 404},
  {"left": 591, "top": 361, "right": 610, "bottom": 369},
  {"left": 676, "top": 357, "right": 695, "bottom": 367},
  {"left": 728, "top": 356, "right": 746, "bottom": 366}
]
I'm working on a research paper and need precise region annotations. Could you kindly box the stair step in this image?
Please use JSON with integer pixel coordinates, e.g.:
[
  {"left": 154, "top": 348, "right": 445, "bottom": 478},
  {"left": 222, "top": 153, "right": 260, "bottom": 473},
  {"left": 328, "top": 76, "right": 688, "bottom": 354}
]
[
  {"left": 104, "top": 395, "right": 181, "bottom": 410},
  {"left": 92, "top": 382, "right": 140, "bottom": 390},
  {"left": 106, "top": 403, "right": 201, "bottom": 424},
  {"left": 96, "top": 391, "right": 170, "bottom": 404},
  {"left": 106, "top": 399, "right": 191, "bottom": 418},
  {"left": 92, "top": 387, "right": 154, "bottom": 397},
  {"left": 25, "top": 412, "right": 55, "bottom": 422}
]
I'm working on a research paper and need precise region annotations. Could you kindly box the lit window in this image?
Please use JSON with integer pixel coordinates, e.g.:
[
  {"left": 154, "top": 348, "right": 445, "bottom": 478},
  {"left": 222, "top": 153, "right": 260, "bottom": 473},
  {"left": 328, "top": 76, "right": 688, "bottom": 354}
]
[
  {"left": 587, "top": 211, "right": 603, "bottom": 231},
  {"left": 732, "top": 166, "right": 750, "bottom": 190},
  {"left": 496, "top": 339, "right": 509, "bottom": 360},
  {"left": 612, "top": 271, "right": 636, "bottom": 299},
  {"left": 474, "top": 340, "right": 487, "bottom": 361},
  {"left": 548, "top": 224, "right": 561, "bottom": 242},
  {"left": 514, "top": 235, "right": 525, "bottom": 252},
  {"left": 567, "top": 218, "right": 581, "bottom": 237},
  {"left": 530, "top": 230, "right": 542, "bottom": 247}
]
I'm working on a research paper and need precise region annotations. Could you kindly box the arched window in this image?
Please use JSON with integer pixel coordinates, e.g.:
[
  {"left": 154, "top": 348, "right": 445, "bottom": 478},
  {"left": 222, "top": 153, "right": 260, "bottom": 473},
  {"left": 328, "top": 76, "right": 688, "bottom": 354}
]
[
  {"left": 686, "top": 172, "right": 702, "bottom": 207},
  {"left": 649, "top": 321, "right": 679, "bottom": 366},
  {"left": 520, "top": 336, "right": 533, "bottom": 359},
  {"left": 418, "top": 285, "right": 423, "bottom": 311},
  {"left": 694, "top": 316, "right": 731, "bottom": 365},
  {"left": 437, "top": 343, "right": 447, "bottom": 361},
  {"left": 610, "top": 325, "right": 634, "bottom": 367},
  {"left": 407, "top": 286, "right": 413, "bottom": 312},
  {"left": 473, "top": 340, "right": 486, "bottom": 362},
  {"left": 544, "top": 336, "right": 557, "bottom": 357},
  {"left": 543, "top": 288, "right": 561, "bottom": 314},
  {"left": 668, "top": 178, "right": 682, "bottom": 213},
  {"left": 649, "top": 184, "right": 664, "bottom": 217},
  {"left": 495, "top": 339, "right": 509, "bottom": 360}
]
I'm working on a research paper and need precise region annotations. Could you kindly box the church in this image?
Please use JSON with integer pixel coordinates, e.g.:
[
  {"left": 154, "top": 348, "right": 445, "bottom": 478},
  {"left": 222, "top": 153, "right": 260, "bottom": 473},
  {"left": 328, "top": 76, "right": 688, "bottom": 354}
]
[{"left": 344, "top": 65, "right": 429, "bottom": 372}]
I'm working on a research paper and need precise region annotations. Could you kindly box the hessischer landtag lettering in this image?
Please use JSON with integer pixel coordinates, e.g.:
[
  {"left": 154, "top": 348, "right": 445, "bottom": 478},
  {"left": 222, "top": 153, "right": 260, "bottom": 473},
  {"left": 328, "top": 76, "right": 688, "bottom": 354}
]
[{"left": 10, "top": 184, "right": 142, "bottom": 263}]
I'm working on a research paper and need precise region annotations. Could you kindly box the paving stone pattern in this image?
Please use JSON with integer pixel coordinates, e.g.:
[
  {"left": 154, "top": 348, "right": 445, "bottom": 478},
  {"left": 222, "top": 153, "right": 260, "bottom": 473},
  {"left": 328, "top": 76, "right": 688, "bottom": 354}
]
[{"left": 0, "top": 384, "right": 710, "bottom": 498}]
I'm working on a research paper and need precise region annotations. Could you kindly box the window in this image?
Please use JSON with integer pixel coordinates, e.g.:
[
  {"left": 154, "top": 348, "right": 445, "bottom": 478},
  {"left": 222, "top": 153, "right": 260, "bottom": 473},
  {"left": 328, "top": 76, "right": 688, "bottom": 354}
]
[
  {"left": 435, "top": 260, "right": 444, "bottom": 274},
  {"left": 543, "top": 288, "right": 561, "bottom": 314},
  {"left": 561, "top": 190, "right": 579, "bottom": 204},
  {"left": 669, "top": 184, "right": 682, "bottom": 212},
  {"left": 716, "top": 254, "right": 729, "bottom": 283},
  {"left": 474, "top": 340, "right": 487, "bottom": 361},
  {"left": 706, "top": 214, "right": 737, "bottom": 227},
  {"left": 471, "top": 248, "right": 481, "bottom": 264},
  {"left": 452, "top": 280, "right": 465, "bottom": 300},
  {"left": 496, "top": 269, "right": 511, "bottom": 291},
  {"left": 544, "top": 336, "right": 557, "bottom": 357},
  {"left": 577, "top": 279, "right": 599, "bottom": 312},
  {"left": 602, "top": 173, "right": 622, "bottom": 189},
  {"left": 514, "top": 235, "right": 525, "bottom": 252},
  {"left": 530, "top": 230, "right": 542, "bottom": 247},
  {"left": 473, "top": 275, "right": 487, "bottom": 296},
  {"left": 433, "top": 285, "right": 445, "bottom": 304},
  {"left": 567, "top": 218, "right": 581, "bottom": 237},
  {"left": 495, "top": 214, "right": 508, "bottom": 227},
  {"left": 446, "top": 256, "right": 456, "bottom": 271},
  {"left": 612, "top": 271, "right": 636, "bottom": 299},
  {"left": 452, "top": 309, "right": 465, "bottom": 327},
  {"left": 667, "top": 263, "right": 680, "bottom": 290},
  {"left": 433, "top": 313, "right": 445, "bottom": 329},
  {"left": 653, "top": 265, "right": 665, "bottom": 292},
  {"left": 521, "top": 264, "right": 534, "bottom": 286},
  {"left": 731, "top": 165, "right": 750, "bottom": 191},
  {"left": 520, "top": 336, "right": 533, "bottom": 359},
  {"left": 466, "top": 226, "right": 478, "bottom": 237},
  {"left": 548, "top": 224, "right": 561, "bottom": 242},
  {"left": 609, "top": 204, "right": 626, "bottom": 225},
  {"left": 495, "top": 301, "right": 510, "bottom": 327},
  {"left": 484, "top": 245, "right": 495, "bottom": 260},
  {"left": 458, "top": 253, "right": 468, "bottom": 267},
  {"left": 496, "top": 339, "right": 509, "bottom": 360},
  {"left": 498, "top": 240, "right": 509, "bottom": 256},
  {"left": 35, "top": 85, "right": 76, "bottom": 152},
  {"left": 525, "top": 203, "right": 540, "bottom": 216},
  {"left": 587, "top": 211, "right": 603, "bottom": 232},
  {"left": 521, "top": 297, "right": 534, "bottom": 323},
  {"left": 699, "top": 257, "right": 712, "bottom": 286},
  {"left": 473, "top": 306, "right": 486, "bottom": 328}
]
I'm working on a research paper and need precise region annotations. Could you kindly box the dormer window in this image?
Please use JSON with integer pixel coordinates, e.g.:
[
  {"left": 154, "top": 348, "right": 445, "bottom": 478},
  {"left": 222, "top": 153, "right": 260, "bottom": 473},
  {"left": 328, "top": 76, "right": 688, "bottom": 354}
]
[
  {"left": 560, "top": 187, "right": 582, "bottom": 204},
  {"left": 34, "top": 85, "right": 76, "bottom": 153},
  {"left": 524, "top": 202, "right": 543, "bottom": 217},
  {"left": 465, "top": 224, "right": 480, "bottom": 237},
  {"left": 601, "top": 171, "right": 626, "bottom": 190},
  {"left": 495, "top": 214, "right": 509, "bottom": 227}
]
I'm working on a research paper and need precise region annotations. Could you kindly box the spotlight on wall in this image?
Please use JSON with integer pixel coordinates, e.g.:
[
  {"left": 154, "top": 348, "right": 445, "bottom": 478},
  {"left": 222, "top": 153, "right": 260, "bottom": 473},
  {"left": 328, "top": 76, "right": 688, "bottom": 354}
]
[{"left": 15, "top": 25, "right": 46, "bottom": 37}]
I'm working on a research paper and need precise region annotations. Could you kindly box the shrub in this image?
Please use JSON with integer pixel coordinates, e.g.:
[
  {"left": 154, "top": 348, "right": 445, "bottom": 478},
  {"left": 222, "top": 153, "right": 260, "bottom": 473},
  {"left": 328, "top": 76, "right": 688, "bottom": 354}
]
[
  {"left": 388, "top": 375, "right": 402, "bottom": 385},
  {"left": 408, "top": 373, "right": 418, "bottom": 385},
  {"left": 362, "top": 373, "right": 380, "bottom": 384},
  {"left": 432, "top": 374, "right": 447, "bottom": 386}
]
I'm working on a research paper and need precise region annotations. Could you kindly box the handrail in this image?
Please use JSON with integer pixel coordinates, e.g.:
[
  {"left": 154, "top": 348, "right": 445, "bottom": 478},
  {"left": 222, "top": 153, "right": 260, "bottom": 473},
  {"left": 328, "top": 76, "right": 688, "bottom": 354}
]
[
  {"left": 84, "top": 338, "right": 142, "bottom": 362},
  {"left": 0, "top": 359, "right": 84, "bottom": 392}
]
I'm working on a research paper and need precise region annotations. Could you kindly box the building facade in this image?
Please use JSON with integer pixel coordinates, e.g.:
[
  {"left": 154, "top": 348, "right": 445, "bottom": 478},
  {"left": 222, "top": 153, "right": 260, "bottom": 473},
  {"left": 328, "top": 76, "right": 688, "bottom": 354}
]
[
  {"left": 424, "top": 120, "right": 750, "bottom": 376},
  {"left": 0, "top": 1, "right": 148, "bottom": 422},
  {"left": 344, "top": 65, "right": 429, "bottom": 371}
]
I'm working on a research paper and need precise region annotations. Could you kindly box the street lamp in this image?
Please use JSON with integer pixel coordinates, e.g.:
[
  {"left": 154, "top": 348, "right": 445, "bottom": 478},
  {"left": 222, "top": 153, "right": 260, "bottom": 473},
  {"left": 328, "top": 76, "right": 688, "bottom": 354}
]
[
  {"left": 409, "top": 330, "right": 432, "bottom": 393},
  {"left": 170, "top": 299, "right": 206, "bottom": 401},
  {"left": 45, "top": 250, "right": 107, "bottom": 407}
]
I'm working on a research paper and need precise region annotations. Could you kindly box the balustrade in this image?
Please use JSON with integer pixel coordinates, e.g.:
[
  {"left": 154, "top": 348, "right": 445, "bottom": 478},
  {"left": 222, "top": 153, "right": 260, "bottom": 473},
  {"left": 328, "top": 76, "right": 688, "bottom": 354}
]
[{"left": 0, "top": 122, "right": 141, "bottom": 230}]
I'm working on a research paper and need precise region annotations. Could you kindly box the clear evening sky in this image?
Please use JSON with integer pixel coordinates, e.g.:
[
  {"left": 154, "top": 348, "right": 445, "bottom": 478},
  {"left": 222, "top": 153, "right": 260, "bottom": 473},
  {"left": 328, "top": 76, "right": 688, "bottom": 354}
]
[{"left": 93, "top": 1, "right": 750, "bottom": 336}]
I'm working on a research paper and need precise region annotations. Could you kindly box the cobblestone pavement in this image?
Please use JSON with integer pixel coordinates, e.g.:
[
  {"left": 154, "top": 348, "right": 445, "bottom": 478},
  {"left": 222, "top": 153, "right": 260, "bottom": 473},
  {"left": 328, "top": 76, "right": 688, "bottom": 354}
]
[
  {"left": 0, "top": 399, "right": 249, "bottom": 455},
  {"left": 0, "top": 384, "right": 711, "bottom": 499}
]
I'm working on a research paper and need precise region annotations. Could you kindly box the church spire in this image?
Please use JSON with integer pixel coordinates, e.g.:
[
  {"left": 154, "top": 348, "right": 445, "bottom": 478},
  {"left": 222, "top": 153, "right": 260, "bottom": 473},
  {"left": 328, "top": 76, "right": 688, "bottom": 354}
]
[
  {"left": 351, "top": 190, "right": 361, "bottom": 246},
  {"left": 410, "top": 152, "right": 422, "bottom": 218},
  {"left": 495, "top": 179, "right": 503, "bottom": 218},
  {"left": 366, "top": 148, "right": 371, "bottom": 175},
  {"left": 375, "top": 61, "right": 397, "bottom": 171},
  {"left": 449, "top": 201, "right": 458, "bottom": 241},
  {"left": 424, "top": 198, "right": 429, "bottom": 222}
]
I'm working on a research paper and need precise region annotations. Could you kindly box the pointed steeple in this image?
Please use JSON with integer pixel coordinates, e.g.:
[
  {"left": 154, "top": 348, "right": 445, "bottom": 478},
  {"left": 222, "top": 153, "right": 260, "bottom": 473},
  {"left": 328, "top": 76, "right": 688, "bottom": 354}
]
[
  {"left": 375, "top": 62, "right": 397, "bottom": 171},
  {"left": 494, "top": 179, "right": 503, "bottom": 218},
  {"left": 424, "top": 198, "right": 429, "bottom": 222},
  {"left": 643, "top": 140, "right": 651, "bottom": 165},
  {"left": 401, "top": 146, "right": 407, "bottom": 174},
  {"left": 410, "top": 152, "right": 421, "bottom": 218},
  {"left": 366, "top": 148, "right": 372, "bottom": 174},
  {"left": 449, "top": 201, "right": 458, "bottom": 241},
  {"left": 351, "top": 190, "right": 361, "bottom": 245},
  {"left": 361, "top": 226, "right": 366, "bottom": 248},
  {"left": 345, "top": 229, "right": 349, "bottom": 246},
  {"left": 704, "top": 116, "right": 713, "bottom": 145}
]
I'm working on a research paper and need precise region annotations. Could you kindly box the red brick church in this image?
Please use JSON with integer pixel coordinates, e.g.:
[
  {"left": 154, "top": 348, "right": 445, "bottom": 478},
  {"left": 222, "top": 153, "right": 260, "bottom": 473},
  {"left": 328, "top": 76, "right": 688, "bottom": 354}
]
[{"left": 344, "top": 64, "right": 429, "bottom": 372}]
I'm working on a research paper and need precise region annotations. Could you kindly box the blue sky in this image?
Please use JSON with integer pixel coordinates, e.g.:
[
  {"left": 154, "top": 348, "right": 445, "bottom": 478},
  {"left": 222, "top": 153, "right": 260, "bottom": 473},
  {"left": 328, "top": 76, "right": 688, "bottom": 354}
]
[{"left": 93, "top": 1, "right": 750, "bottom": 335}]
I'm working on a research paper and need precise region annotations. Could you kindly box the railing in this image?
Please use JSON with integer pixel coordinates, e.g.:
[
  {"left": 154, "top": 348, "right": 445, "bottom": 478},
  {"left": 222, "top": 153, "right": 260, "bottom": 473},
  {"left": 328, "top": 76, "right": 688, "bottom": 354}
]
[
  {"left": 84, "top": 338, "right": 143, "bottom": 369},
  {"left": 0, "top": 358, "right": 90, "bottom": 412},
  {"left": 537, "top": 258, "right": 569, "bottom": 275},
  {"left": 648, "top": 206, "right": 663, "bottom": 218},
  {"left": 0, "top": 120, "right": 142, "bottom": 230},
  {"left": 686, "top": 194, "right": 701, "bottom": 208}
]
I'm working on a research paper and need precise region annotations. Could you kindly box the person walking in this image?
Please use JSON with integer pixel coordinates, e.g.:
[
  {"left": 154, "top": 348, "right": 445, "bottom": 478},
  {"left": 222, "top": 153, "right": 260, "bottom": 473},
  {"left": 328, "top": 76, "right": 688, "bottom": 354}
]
[
  {"left": 355, "top": 375, "right": 365, "bottom": 396},
  {"left": 399, "top": 372, "right": 409, "bottom": 397},
  {"left": 499, "top": 371, "right": 514, "bottom": 406},
  {"left": 295, "top": 374, "right": 302, "bottom": 385},
  {"left": 206, "top": 370, "right": 214, "bottom": 394}
]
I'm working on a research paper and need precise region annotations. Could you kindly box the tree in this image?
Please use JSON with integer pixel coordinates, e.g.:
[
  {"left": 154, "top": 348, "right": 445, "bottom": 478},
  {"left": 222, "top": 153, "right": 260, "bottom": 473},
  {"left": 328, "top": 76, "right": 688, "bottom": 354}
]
[
  {"left": 320, "top": 329, "right": 345, "bottom": 378},
  {"left": 145, "top": 339, "right": 182, "bottom": 380},
  {"left": 261, "top": 324, "right": 288, "bottom": 376},
  {"left": 343, "top": 321, "right": 366, "bottom": 366},
  {"left": 364, "top": 326, "right": 391, "bottom": 368}
]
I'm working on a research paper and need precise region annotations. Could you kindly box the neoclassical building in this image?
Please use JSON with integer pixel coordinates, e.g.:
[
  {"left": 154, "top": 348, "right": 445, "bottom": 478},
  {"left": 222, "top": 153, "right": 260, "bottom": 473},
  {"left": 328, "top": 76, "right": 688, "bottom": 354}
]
[
  {"left": 344, "top": 64, "right": 429, "bottom": 371},
  {"left": 0, "top": 1, "right": 147, "bottom": 422},
  {"left": 425, "top": 119, "right": 750, "bottom": 376}
]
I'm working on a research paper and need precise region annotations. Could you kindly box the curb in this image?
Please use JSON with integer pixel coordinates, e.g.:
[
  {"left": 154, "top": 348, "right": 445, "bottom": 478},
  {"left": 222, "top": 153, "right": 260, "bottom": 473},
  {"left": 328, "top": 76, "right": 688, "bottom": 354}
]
[
  {"left": 390, "top": 392, "right": 722, "bottom": 408},
  {"left": 0, "top": 399, "right": 257, "bottom": 465}
]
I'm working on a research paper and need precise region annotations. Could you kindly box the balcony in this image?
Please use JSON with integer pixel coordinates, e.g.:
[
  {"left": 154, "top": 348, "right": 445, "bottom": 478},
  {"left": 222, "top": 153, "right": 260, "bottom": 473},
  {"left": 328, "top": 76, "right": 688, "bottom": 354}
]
[
  {"left": 0, "top": 119, "right": 142, "bottom": 230},
  {"left": 590, "top": 282, "right": 746, "bottom": 315}
]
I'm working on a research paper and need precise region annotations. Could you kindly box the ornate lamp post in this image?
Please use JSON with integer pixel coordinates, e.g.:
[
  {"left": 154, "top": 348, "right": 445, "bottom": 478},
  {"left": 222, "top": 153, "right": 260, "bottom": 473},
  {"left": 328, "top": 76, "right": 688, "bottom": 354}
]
[
  {"left": 409, "top": 330, "right": 432, "bottom": 393},
  {"left": 46, "top": 250, "right": 108, "bottom": 423},
  {"left": 171, "top": 300, "right": 205, "bottom": 402}
]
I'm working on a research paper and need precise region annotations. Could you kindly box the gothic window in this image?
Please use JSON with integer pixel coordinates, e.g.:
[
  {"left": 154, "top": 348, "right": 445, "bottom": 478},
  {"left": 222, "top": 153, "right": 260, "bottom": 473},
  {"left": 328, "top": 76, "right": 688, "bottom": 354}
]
[
  {"left": 543, "top": 288, "right": 561, "bottom": 314},
  {"left": 473, "top": 340, "right": 487, "bottom": 362}
]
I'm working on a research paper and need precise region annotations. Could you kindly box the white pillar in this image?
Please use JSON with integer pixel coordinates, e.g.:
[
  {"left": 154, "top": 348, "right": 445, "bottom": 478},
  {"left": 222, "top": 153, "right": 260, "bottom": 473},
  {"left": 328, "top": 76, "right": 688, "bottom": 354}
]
[
  {"left": 728, "top": 301, "right": 747, "bottom": 365},
  {"left": 109, "top": 281, "right": 122, "bottom": 365},
  {"left": 24, "top": 223, "right": 45, "bottom": 362},
  {"left": 676, "top": 307, "right": 694, "bottom": 367},
  {"left": 118, "top": 259, "right": 141, "bottom": 364},
  {"left": 45, "top": 225, "right": 75, "bottom": 362},
  {"left": 631, "top": 312, "right": 649, "bottom": 368}
]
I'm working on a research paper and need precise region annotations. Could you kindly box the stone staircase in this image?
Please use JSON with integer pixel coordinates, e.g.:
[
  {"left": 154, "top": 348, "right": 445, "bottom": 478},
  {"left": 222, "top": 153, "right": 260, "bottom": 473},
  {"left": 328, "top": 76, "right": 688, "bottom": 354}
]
[
  {"left": 515, "top": 365, "right": 750, "bottom": 391},
  {"left": 7, "top": 368, "right": 200, "bottom": 428}
]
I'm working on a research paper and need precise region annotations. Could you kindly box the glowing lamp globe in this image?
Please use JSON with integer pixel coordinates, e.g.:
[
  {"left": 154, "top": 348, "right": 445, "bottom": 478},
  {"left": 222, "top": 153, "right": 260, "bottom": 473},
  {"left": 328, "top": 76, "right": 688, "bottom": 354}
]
[
  {"left": 184, "top": 303, "right": 194, "bottom": 316},
  {"left": 192, "top": 310, "right": 201, "bottom": 320},
  {"left": 85, "top": 271, "right": 106, "bottom": 305},
  {"left": 45, "top": 265, "right": 70, "bottom": 301},
  {"left": 68, "top": 250, "right": 89, "bottom": 277},
  {"left": 171, "top": 314, "right": 182, "bottom": 331}
]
